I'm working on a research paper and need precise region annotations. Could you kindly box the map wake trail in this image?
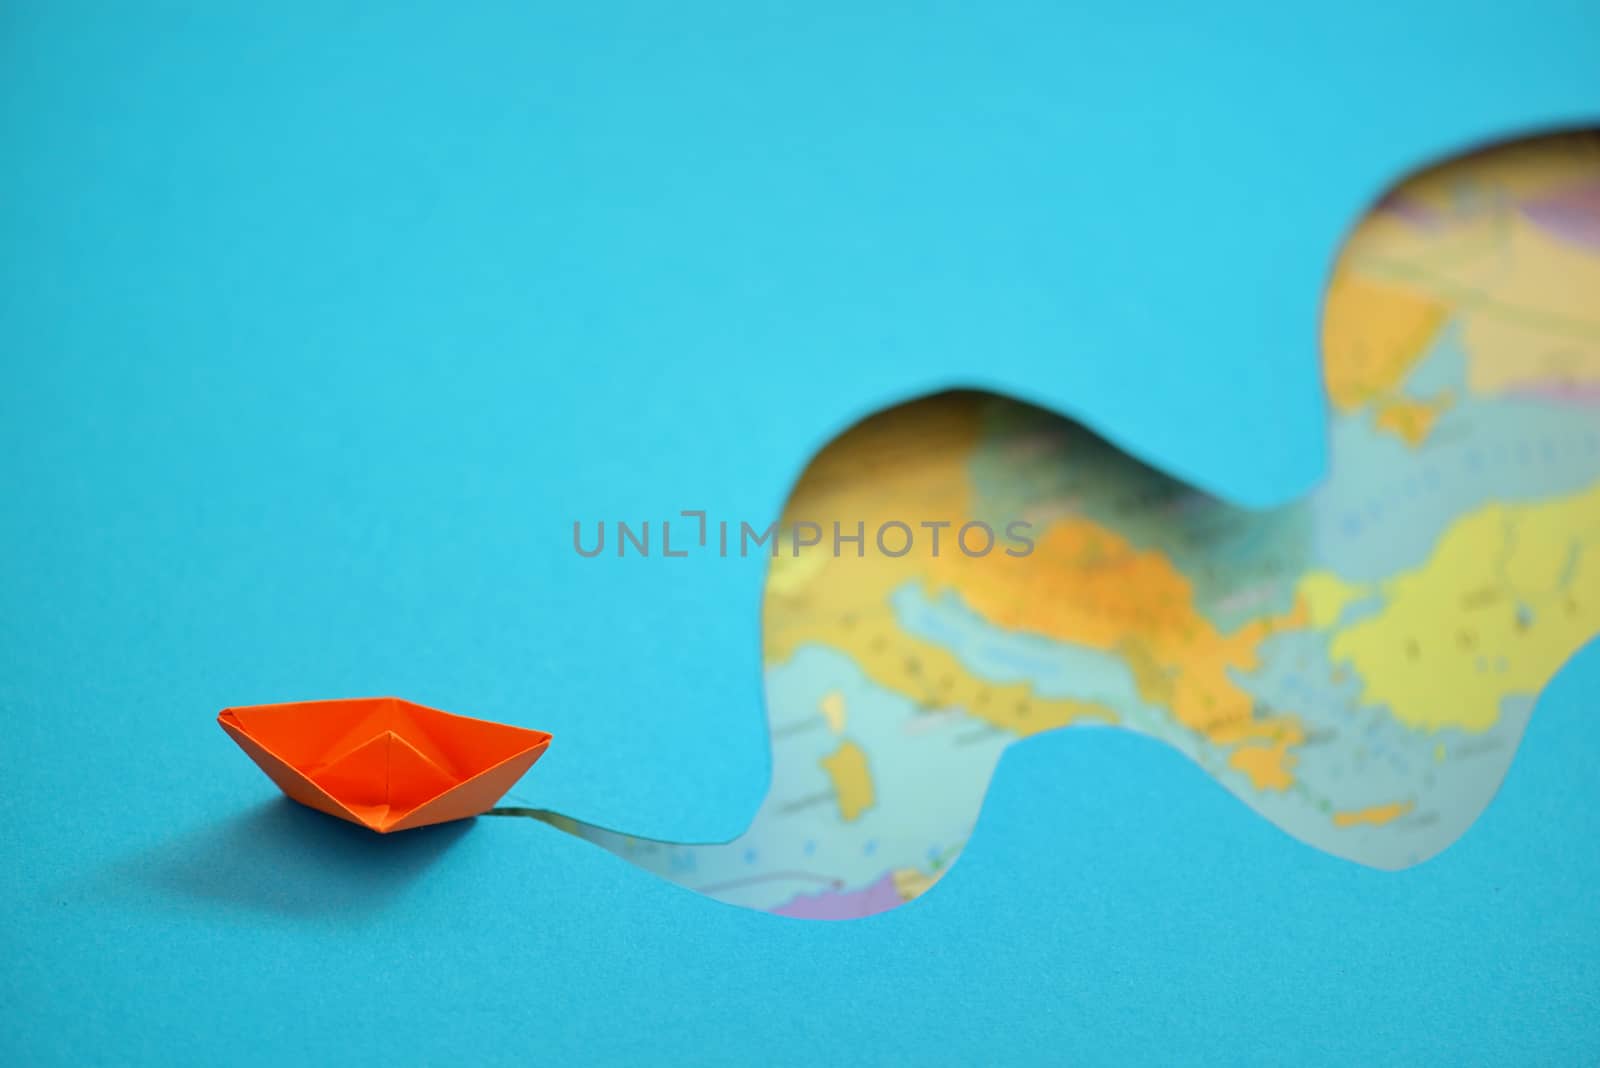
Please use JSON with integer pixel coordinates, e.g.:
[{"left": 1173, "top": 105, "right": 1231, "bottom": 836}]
[{"left": 498, "top": 132, "right": 1600, "bottom": 919}]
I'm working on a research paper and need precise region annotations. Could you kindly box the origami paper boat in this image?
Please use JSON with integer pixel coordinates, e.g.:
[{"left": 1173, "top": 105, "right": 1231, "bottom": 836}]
[{"left": 219, "top": 697, "right": 552, "bottom": 833}]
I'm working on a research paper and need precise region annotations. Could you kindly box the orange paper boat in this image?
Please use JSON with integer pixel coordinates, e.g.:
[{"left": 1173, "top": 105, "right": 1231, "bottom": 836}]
[{"left": 218, "top": 697, "right": 552, "bottom": 833}]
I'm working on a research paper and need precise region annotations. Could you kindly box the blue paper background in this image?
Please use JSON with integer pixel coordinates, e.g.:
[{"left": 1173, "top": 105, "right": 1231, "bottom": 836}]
[
  {"left": 5, "top": 648, "right": 1598, "bottom": 1063},
  {"left": 3, "top": 2, "right": 1597, "bottom": 1063}
]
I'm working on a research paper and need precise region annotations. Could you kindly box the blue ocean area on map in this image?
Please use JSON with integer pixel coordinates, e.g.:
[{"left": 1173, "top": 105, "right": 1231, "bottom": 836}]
[{"left": 1315, "top": 328, "right": 1600, "bottom": 580}]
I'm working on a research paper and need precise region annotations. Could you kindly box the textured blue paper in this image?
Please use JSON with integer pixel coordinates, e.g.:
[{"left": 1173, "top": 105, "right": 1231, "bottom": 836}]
[
  {"left": 2, "top": 3, "right": 1597, "bottom": 1063},
  {"left": 5, "top": 1, "right": 1597, "bottom": 840},
  {"left": 4, "top": 648, "right": 1597, "bottom": 1063}
]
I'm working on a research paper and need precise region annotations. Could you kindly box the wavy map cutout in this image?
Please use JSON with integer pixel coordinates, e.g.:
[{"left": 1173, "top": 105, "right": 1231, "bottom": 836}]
[{"left": 500, "top": 131, "right": 1600, "bottom": 918}]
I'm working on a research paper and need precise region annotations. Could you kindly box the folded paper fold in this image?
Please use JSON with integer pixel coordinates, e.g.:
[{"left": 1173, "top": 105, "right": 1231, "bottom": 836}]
[{"left": 218, "top": 697, "right": 552, "bottom": 832}]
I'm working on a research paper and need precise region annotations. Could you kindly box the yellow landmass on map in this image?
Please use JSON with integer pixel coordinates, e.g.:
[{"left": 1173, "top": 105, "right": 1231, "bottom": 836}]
[
  {"left": 1316, "top": 133, "right": 1600, "bottom": 437},
  {"left": 767, "top": 538, "right": 830, "bottom": 595},
  {"left": 1349, "top": 217, "right": 1600, "bottom": 399},
  {"left": 770, "top": 571, "right": 1116, "bottom": 736},
  {"left": 892, "top": 867, "right": 944, "bottom": 902},
  {"left": 1454, "top": 220, "right": 1600, "bottom": 397},
  {"left": 940, "top": 517, "right": 1309, "bottom": 757},
  {"left": 1228, "top": 740, "right": 1298, "bottom": 792},
  {"left": 1332, "top": 800, "right": 1415, "bottom": 829},
  {"left": 1299, "top": 571, "right": 1374, "bottom": 628},
  {"left": 1314, "top": 484, "right": 1600, "bottom": 732},
  {"left": 1331, "top": 142, "right": 1600, "bottom": 404},
  {"left": 765, "top": 393, "right": 1310, "bottom": 775},
  {"left": 818, "top": 691, "right": 846, "bottom": 734},
  {"left": 819, "top": 741, "right": 875, "bottom": 822},
  {"left": 1322, "top": 273, "right": 1447, "bottom": 414},
  {"left": 764, "top": 394, "right": 1118, "bottom": 736},
  {"left": 1374, "top": 393, "right": 1453, "bottom": 447}
]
